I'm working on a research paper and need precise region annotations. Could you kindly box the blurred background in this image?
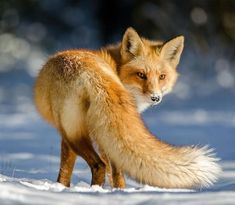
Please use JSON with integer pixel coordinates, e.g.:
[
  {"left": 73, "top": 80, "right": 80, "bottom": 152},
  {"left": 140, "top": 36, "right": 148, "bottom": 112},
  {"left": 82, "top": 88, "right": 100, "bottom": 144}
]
[{"left": 0, "top": 0, "right": 235, "bottom": 181}]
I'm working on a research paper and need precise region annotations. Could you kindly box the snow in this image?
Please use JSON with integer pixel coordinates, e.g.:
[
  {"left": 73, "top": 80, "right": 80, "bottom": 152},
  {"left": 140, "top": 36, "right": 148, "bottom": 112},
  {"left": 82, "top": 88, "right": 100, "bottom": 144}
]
[{"left": 0, "top": 72, "right": 235, "bottom": 205}]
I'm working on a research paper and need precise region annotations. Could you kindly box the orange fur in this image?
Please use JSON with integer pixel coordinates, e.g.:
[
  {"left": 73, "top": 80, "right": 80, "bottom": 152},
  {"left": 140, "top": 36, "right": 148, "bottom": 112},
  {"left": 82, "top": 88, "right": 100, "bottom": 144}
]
[{"left": 34, "top": 28, "right": 220, "bottom": 189}]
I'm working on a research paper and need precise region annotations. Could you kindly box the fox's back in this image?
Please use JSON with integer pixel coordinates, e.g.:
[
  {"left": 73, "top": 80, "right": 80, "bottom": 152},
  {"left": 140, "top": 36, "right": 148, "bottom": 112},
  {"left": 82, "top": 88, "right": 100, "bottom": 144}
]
[{"left": 34, "top": 49, "right": 98, "bottom": 126}]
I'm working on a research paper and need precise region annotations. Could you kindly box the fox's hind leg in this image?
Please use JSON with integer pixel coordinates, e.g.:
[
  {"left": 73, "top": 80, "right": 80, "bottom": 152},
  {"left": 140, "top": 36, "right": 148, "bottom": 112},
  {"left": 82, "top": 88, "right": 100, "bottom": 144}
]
[
  {"left": 57, "top": 138, "right": 77, "bottom": 187},
  {"left": 58, "top": 131, "right": 105, "bottom": 186},
  {"left": 73, "top": 137, "right": 106, "bottom": 186},
  {"left": 58, "top": 135, "right": 106, "bottom": 187}
]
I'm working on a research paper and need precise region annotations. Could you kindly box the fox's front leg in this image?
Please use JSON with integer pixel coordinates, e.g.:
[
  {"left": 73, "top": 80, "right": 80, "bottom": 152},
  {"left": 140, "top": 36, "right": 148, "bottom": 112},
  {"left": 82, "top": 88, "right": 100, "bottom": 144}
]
[
  {"left": 57, "top": 138, "right": 77, "bottom": 187},
  {"left": 111, "top": 162, "right": 126, "bottom": 188},
  {"left": 100, "top": 149, "right": 126, "bottom": 188},
  {"left": 100, "top": 148, "right": 113, "bottom": 186}
]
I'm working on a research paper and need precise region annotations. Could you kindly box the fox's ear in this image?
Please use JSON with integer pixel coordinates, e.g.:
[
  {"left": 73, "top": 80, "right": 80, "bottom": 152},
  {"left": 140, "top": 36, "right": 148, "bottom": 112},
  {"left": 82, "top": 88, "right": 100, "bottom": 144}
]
[
  {"left": 120, "top": 27, "right": 144, "bottom": 60},
  {"left": 160, "top": 36, "right": 184, "bottom": 68}
]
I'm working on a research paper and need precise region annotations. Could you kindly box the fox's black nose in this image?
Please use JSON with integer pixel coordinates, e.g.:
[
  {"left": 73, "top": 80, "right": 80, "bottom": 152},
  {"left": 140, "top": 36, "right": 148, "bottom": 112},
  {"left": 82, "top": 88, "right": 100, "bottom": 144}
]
[{"left": 151, "top": 96, "right": 161, "bottom": 102}]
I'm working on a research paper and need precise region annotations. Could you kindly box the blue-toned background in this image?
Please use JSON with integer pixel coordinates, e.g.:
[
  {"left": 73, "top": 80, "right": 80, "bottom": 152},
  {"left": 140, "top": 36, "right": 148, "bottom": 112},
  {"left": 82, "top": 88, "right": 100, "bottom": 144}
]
[{"left": 0, "top": 1, "right": 235, "bottom": 202}]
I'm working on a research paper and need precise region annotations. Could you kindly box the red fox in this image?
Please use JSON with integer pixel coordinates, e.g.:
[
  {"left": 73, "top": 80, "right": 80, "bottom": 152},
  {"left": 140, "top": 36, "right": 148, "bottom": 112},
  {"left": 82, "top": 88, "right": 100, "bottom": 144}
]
[{"left": 34, "top": 27, "right": 220, "bottom": 189}]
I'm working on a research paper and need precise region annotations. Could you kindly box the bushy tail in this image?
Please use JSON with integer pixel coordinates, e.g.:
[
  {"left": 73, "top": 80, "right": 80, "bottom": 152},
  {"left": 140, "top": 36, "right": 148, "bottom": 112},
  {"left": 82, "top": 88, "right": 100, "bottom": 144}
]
[{"left": 81, "top": 57, "right": 221, "bottom": 189}]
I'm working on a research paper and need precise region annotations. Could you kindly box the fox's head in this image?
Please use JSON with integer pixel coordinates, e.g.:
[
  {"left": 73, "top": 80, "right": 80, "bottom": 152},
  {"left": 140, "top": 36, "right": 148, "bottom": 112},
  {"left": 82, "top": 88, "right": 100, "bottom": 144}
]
[{"left": 118, "top": 27, "right": 184, "bottom": 112}]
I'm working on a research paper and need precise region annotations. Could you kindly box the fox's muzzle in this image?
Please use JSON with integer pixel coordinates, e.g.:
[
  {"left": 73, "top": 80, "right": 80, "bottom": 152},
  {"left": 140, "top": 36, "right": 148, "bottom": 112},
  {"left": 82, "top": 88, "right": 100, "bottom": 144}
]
[{"left": 150, "top": 93, "right": 162, "bottom": 104}]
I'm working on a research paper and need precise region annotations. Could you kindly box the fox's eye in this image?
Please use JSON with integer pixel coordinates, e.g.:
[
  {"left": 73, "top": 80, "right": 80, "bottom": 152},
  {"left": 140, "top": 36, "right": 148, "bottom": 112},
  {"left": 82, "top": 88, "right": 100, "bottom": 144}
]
[
  {"left": 137, "top": 72, "right": 147, "bottom": 80},
  {"left": 159, "top": 74, "right": 166, "bottom": 80}
]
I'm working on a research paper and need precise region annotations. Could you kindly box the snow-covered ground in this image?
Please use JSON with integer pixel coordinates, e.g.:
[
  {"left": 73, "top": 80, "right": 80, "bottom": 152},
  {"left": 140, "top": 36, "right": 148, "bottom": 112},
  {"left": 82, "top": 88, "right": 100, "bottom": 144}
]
[{"left": 0, "top": 70, "right": 235, "bottom": 205}]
